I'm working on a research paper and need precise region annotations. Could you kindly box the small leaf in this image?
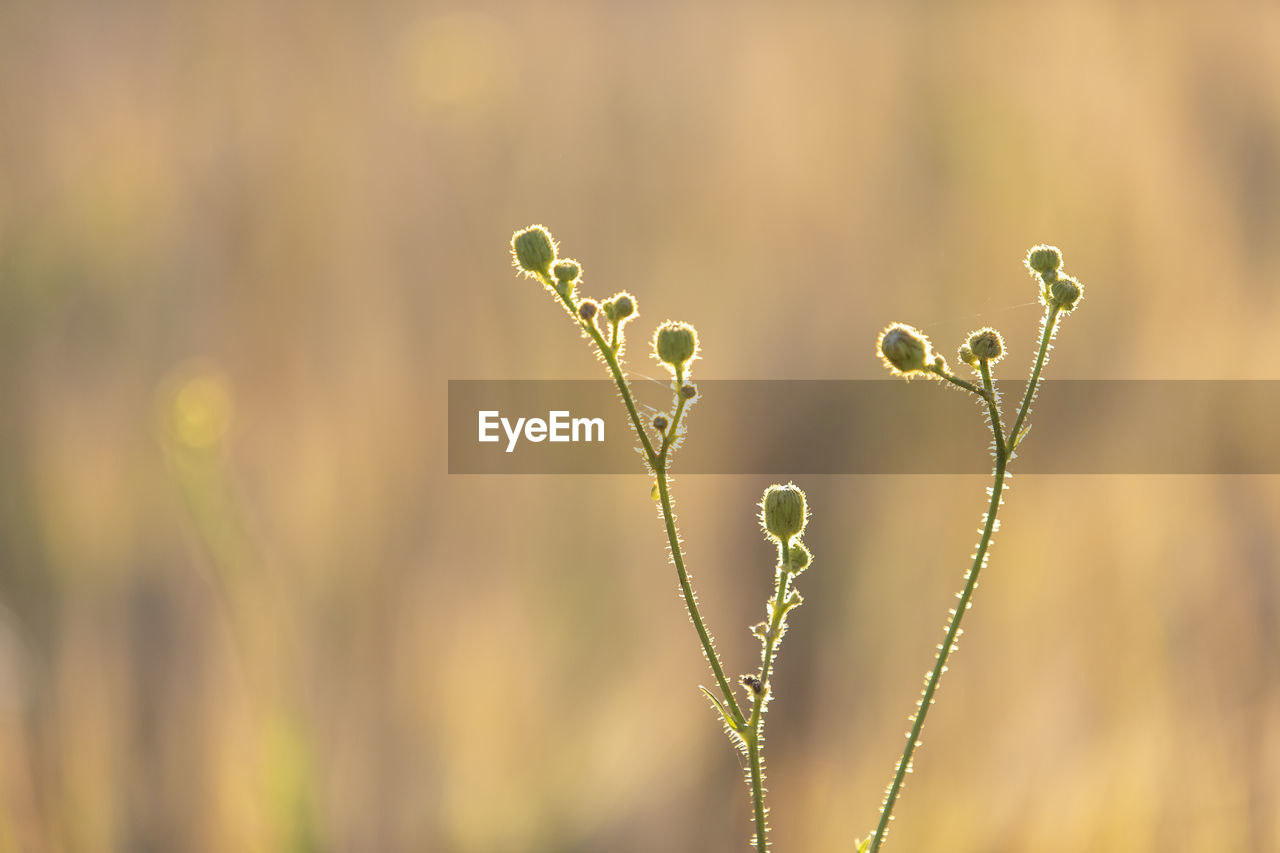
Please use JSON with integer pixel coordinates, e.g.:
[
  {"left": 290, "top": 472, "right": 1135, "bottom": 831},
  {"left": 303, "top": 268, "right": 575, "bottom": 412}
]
[{"left": 700, "top": 686, "right": 742, "bottom": 734}]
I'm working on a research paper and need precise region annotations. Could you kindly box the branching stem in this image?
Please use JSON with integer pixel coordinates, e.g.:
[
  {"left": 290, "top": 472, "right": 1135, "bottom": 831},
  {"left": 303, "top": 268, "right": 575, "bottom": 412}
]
[{"left": 870, "top": 310, "right": 1056, "bottom": 852}]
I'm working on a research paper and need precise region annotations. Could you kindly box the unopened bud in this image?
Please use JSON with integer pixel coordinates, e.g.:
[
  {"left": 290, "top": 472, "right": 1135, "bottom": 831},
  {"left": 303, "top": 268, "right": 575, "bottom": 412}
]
[
  {"left": 612, "top": 293, "right": 635, "bottom": 320},
  {"left": 1048, "top": 275, "right": 1083, "bottom": 312},
  {"left": 740, "top": 675, "right": 765, "bottom": 697},
  {"left": 551, "top": 260, "right": 581, "bottom": 299},
  {"left": 760, "top": 483, "right": 807, "bottom": 544},
  {"left": 511, "top": 225, "right": 557, "bottom": 277},
  {"left": 680, "top": 384, "right": 697, "bottom": 400},
  {"left": 878, "top": 323, "right": 932, "bottom": 375},
  {"left": 578, "top": 300, "right": 598, "bottom": 321},
  {"left": 652, "top": 415, "right": 669, "bottom": 433},
  {"left": 603, "top": 292, "right": 637, "bottom": 325},
  {"left": 958, "top": 344, "right": 977, "bottom": 366},
  {"left": 654, "top": 321, "right": 699, "bottom": 370},
  {"left": 1025, "top": 245, "right": 1062, "bottom": 277},
  {"left": 784, "top": 542, "right": 812, "bottom": 574},
  {"left": 967, "top": 328, "right": 1004, "bottom": 362}
]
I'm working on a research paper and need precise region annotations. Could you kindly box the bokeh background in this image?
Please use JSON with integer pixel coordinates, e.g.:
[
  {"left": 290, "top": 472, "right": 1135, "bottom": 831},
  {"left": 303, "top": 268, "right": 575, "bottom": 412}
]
[{"left": 2, "top": 1, "right": 1279, "bottom": 850}]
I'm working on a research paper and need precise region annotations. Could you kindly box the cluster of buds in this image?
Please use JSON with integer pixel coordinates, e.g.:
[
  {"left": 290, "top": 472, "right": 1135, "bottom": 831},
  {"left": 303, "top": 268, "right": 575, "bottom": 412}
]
[
  {"left": 512, "top": 224, "right": 704, "bottom": 450},
  {"left": 879, "top": 244, "right": 1083, "bottom": 384},
  {"left": 1025, "top": 243, "right": 1083, "bottom": 312}
]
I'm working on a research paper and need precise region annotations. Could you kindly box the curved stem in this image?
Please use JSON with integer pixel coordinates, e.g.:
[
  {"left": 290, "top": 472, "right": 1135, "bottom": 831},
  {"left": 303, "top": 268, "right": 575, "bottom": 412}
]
[
  {"left": 925, "top": 363, "right": 985, "bottom": 397},
  {"left": 870, "top": 365, "right": 1008, "bottom": 853},
  {"left": 654, "top": 467, "right": 746, "bottom": 724},
  {"left": 549, "top": 283, "right": 744, "bottom": 724},
  {"left": 1006, "top": 305, "right": 1061, "bottom": 450}
]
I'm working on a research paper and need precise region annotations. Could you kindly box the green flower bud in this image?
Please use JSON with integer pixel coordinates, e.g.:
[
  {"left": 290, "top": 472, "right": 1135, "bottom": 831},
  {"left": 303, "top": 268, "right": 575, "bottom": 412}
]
[
  {"left": 602, "top": 292, "right": 638, "bottom": 326},
  {"left": 1025, "top": 245, "right": 1062, "bottom": 277},
  {"left": 958, "top": 344, "right": 977, "bottom": 366},
  {"left": 511, "top": 225, "right": 557, "bottom": 277},
  {"left": 878, "top": 323, "right": 932, "bottom": 375},
  {"left": 652, "top": 415, "right": 668, "bottom": 433},
  {"left": 578, "top": 300, "right": 598, "bottom": 321},
  {"left": 1048, "top": 275, "right": 1083, "bottom": 312},
  {"left": 967, "top": 327, "right": 1004, "bottom": 362},
  {"left": 613, "top": 293, "right": 635, "bottom": 319},
  {"left": 760, "top": 482, "right": 807, "bottom": 544},
  {"left": 784, "top": 541, "right": 812, "bottom": 574},
  {"left": 552, "top": 259, "right": 581, "bottom": 298},
  {"left": 653, "top": 321, "right": 699, "bottom": 369}
]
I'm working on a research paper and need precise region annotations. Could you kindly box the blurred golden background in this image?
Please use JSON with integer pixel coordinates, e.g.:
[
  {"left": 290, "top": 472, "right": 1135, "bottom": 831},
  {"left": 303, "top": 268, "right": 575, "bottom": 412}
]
[{"left": 2, "top": 1, "right": 1279, "bottom": 850}]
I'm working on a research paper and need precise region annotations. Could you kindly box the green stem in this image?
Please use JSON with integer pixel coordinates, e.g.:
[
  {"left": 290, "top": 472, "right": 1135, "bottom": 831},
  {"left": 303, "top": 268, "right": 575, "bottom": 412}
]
[
  {"left": 551, "top": 284, "right": 745, "bottom": 725},
  {"left": 870, "top": 363, "right": 1008, "bottom": 853},
  {"left": 925, "top": 364, "right": 985, "bottom": 397},
  {"left": 654, "top": 467, "right": 746, "bottom": 725},
  {"left": 747, "top": 541, "right": 794, "bottom": 852},
  {"left": 1006, "top": 305, "right": 1061, "bottom": 450}
]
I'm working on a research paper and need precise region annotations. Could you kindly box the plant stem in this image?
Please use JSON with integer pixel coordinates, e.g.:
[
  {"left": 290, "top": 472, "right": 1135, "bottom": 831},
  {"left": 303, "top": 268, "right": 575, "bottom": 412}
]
[
  {"left": 870, "top": 310, "right": 1058, "bottom": 851},
  {"left": 745, "top": 541, "right": 794, "bottom": 851},
  {"left": 870, "top": 362, "right": 1008, "bottom": 852},
  {"left": 654, "top": 467, "right": 746, "bottom": 724},
  {"left": 551, "top": 284, "right": 746, "bottom": 725},
  {"left": 1007, "top": 305, "right": 1061, "bottom": 450}
]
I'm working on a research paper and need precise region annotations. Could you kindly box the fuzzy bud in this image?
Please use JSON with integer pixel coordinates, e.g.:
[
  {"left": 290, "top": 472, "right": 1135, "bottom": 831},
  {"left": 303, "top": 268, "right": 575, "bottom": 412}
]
[
  {"left": 967, "top": 328, "right": 1004, "bottom": 362},
  {"left": 612, "top": 293, "right": 635, "bottom": 319},
  {"left": 784, "top": 541, "right": 812, "bottom": 574},
  {"left": 652, "top": 415, "right": 668, "bottom": 434},
  {"left": 958, "top": 344, "right": 977, "bottom": 366},
  {"left": 602, "top": 292, "right": 637, "bottom": 326},
  {"left": 680, "top": 384, "right": 697, "bottom": 400},
  {"left": 578, "top": 300, "right": 598, "bottom": 321},
  {"left": 551, "top": 259, "right": 581, "bottom": 298},
  {"left": 1025, "top": 245, "right": 1062, "bottom": 277},
  {"left": 760, "top": 482, "right": 807, "bottom": 544},
  {"left": 511, "top": 225, "right": 557, "bottom": 277},
  {"left": 654, "top": 321, "right": 699, "bottom": 369},
  {"left": 1048, "top": 275, "right": 1083, "bottom": 312},
  {"left": 878, "top": 323, "right": 932, "bottom": 375}
]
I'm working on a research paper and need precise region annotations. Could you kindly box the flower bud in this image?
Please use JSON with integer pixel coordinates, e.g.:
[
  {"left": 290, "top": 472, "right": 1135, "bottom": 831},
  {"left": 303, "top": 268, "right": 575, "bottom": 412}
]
[
  {"left": 511, "top": 225, "right": 557, "bottom": 277},
  {"left": 612, "top": 293, "right": 635, "bottom": 319},
  {"left": 652, "top": 415, "right": 668, "bottom": 433},
  {"left": 958, "top": 344, "right": 977, "bottom": 366},
  {"left": 760, "top": 482, "right": 807, "bottom": 544},
  {"left": 740, "top": 675, "right": 765, "bottom": 697},
  {"left": 967, "top": 328, "right": 1004, "bottom": 362},
  {"left": 578, "top": 300, "right": 598, "bottom": 321},
  {"left": 602, "top": 292, "right": 636, "bottom": 325},
  {"left": 552, "top": 259, "right": 581, "bottom": 298},
  {"left": 878, "top": 323, "right": 932, "bottom": 375},
  {"left": 1025, "top": 245, "right": 1062, "bottom": 277},
  {"left": 784, "top": 541, "right": 812, "bottom": 574},
  {"left": 1048, "top": 275, "right": 1083, "bottom": 312},
  {"left": 654, "top": 321, "right": 699, "bottom": 369},
  {"left": 680, "top": 384, "right": 697, "bottom": 400}
]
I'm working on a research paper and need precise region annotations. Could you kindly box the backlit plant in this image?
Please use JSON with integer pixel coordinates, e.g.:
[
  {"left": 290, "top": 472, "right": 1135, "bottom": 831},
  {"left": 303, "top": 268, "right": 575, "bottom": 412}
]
[
  {"left": 866, "top": 243, "right": 1083, "bottom": 851},
  {"left": 508, "top": 227, "right": 1084, "bottom": 850},
  {"left": 511, "top": 224, "right": 811, "bottom": 850}
]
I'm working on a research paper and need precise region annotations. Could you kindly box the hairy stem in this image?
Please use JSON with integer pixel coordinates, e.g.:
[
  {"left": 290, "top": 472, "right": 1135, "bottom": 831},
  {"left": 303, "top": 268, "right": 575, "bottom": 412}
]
[
  {"left": 746, "top": 541, "right": 794, "bottom": 851},
  {"left": 551, "top": 284, "right": 745, "bottom": 725},
  {"left": 1007, "top": 304, "right": 1061, "bottom": 449},
  {"left": 870, "top": 362, "right": 1007, "bottom": 852},
  {"left": 870, "top": 310, "right": 1058, "bottom": 851}
]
